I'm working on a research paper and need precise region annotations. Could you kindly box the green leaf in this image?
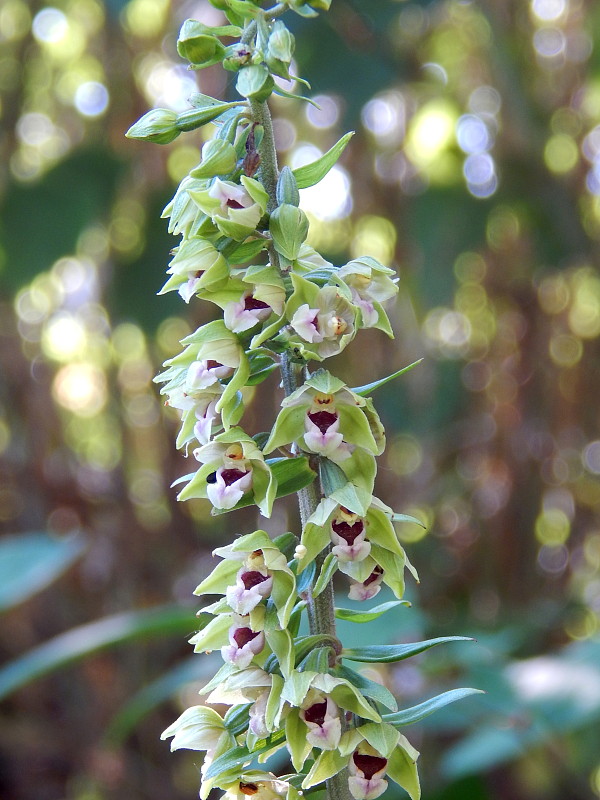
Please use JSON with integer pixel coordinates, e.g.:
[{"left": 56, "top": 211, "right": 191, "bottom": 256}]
[
  {"left": 0, "top": 605, "right": 199, "bottom": 700},
  {"left": 268, "top": 455, "right": 317, "bottom": 498},
  {"left": 292, "top": 132, "right": 354, "bottom": 189},
  {"left": 336, "top": 664, "right": 398, "bottom": 712},
  {"left": 312, "top": 553, "right": 338, "bottom": 598},
  {"left": 383, "top": 688, "right": 484, "bottom": 728},
  {"left": 298, "top": 646, "right": 331, "bottom": 674},
  {"left": 352, "top": 359, "right": 423, "bottom": 397},
  {"left": 204, "top": 732, "right": 287, "bottom": 781},
  {"left": 335, "top": 600, "right": 410, "bottom": 624},
  {"left": 342, "top": 637, "right": 475, "bottom": 663},
  {"left": 0, "top": 532, "right": 86, "bottom": 613}
]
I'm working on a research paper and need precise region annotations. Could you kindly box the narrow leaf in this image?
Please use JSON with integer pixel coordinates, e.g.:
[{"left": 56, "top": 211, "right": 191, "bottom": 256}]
[
  {"left": 0, "top": 606, "right": 198, "bottom": 700},
  {"left": 352, "top": 359, "right": 423, "bottom": 397},
  {"left": 0, "top": 532, "right": 86, "bottom": 613},
  {"left": 293, "top": 132, "right": 354, "bottom": 189},
  {"left": 342, "top": 636, "right": 475, "bottom": 664},
  {"left": 336, "top": 664, "right": 398, "bottom": 712},
  {"left": 383, "top": 688, "right": 484, "bottom": 727},
  {"left": 335, "top": 600, "right": 409, "bottom": 624},
  {"left": 312, "top": 553, "right": 338, "bottom": 598}
]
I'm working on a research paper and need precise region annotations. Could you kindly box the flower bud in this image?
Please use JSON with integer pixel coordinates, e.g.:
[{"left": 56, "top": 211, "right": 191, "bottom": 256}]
[
  {"left": 266, "top": 21, "right": 295, "bottom": 79},
  {"left": 126, "top": 109, "right": 179, "bottom": 145},
  {"left": 177, "top": 20, "right": 226, "bottom": 67},
  {"left": 276, "top": 167, "right": 300, "bottom": 207},
  {"left": 236, "top": 65, "right": 275, "bottom": 102}
]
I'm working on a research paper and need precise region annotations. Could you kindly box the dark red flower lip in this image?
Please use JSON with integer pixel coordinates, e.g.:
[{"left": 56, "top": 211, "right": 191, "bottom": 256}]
[{"left": 353, "top": 753, "right": 387, "bottom": 780}]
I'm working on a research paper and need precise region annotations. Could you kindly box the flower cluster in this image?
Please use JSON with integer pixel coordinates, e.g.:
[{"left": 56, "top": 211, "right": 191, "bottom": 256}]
[{"left": 128, "top": 2, "right": 478, "bottom": 799}]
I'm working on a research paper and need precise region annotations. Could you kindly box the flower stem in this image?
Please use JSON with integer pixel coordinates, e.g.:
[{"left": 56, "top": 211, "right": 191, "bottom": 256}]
[{"left": 253, "top": 96, "right": 351, "bottom": 800}]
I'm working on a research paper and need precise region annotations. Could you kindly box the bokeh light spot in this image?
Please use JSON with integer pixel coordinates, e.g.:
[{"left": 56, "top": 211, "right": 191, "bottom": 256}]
[
  {"left": 32, "top": 7, "right": 68, "bottom": 44},
  {"left": 544, "top": 133, "right": 578, "bottom": 173},
  {"left": 74, "top": 81, "right": 109, "bottom": 117}
]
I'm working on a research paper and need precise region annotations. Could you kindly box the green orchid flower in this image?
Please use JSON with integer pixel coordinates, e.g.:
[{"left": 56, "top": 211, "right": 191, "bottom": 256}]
[
  {"left": 190, "top": 175, "right": 268, "bottom": 240},
  {"left": 178, "top": 428, "right": 276, "bottom": 517}
]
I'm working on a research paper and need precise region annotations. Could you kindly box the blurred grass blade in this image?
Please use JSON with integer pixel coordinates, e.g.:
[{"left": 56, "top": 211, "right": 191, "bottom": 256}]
[
  {"left": 0, "top": 605, "right": 198, "bottom": 700},
  {"left": 0, "top": 532, "right": 87, "bottom": 613},
  {"left": 104, "top": 654, "right": 219, "bottom": 745}
]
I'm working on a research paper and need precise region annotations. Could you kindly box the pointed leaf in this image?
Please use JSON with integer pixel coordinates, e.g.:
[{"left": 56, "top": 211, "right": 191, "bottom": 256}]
[
  {"left": 352, "top": 360, "right": 423, "bottom": 397},
  {"left": 293, "top": 132, "right": 354, "bottom": 189},
  {"left": 342, "top": 637, "right": 475, "bottom": 663},
  {"left": 383, "top": 688, "right": 484, "bottom": 727},
  {"left": 336, "top": 664, "right": 398, "bottom": 712},
  {"left": 0, "top": 532, "right": 86, "bottom": 612},
  {"left": 312, "top": 553, "right": 338, "bottom": 598},
  {"left": 335, "top": 601, "right": 409, "bottom": 624}
]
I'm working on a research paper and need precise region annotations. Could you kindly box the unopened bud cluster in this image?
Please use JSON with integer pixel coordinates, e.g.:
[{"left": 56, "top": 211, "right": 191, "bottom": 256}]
[{"left": 128, "top": 2, "right": 478, "bottom": 799}]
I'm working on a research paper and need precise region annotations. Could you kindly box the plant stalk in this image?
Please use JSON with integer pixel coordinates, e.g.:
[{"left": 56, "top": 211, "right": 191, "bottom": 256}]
[{"left": 253, "top": 95, "right": 351, "bottom": 800}]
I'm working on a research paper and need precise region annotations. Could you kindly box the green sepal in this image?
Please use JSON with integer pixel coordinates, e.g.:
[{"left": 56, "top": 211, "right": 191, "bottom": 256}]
[
  {"left": 199, "top": 661, "right": 239, "bottom": 694},
  {"left": 266, "top": 627, "right": 294, "bottom": 678},
  {"left": 269, "top": 204, "right": 309, "bottom": 260},
  {"left": 281, "top": 668, "right": 316, "bottom": 706},
  {"left": 266, "top": 673, "right": 286, "bottom": 730},
  {"left": 352, "top": 359, "right": 424, "bottom": 397},
  {"left": 334, "top": 600, "right": 409, "bottom": 624},
  {"left": 236, "top": 65, "right": 275, "bottom": 102},
  {"left": 311, "top": 673, "right": 381, "bottom": 722},
  {"left": 386, "top": 733, "right": 421, "bottom": 800},
  {"left": 286, "top": 711, "right": 313, "bottom": 771},
  {"left": 312, "top": 553, "right": 337, "bottom": 598},
  {"left": 266, "top": 21, "right": 295, "bottom": 80},
  {"left": 353, "top": 721, "right": 400, "bottom": 759},
  {"left": 226, "top": 238, "right": 267, "bottom": 264},
  {"left": 342, "top": 636, "right": 475, "bottom": 663},
  {"left": 382, "top": 688, "right": 484, "bottom": 728},
  {"left": 292, "top": 131, "right": 354, "bottom": 189},
  {"left": 190, "top": 139, "right": 238, "bottom": 179},
  {"left": 193, "top": 557, "right": 239, "bottom": 597},
  {"left": 302, "top": 747, "right": 348, "bottom": 789},
  {"left": 319, "top": 458, "right": 372, "bottom": 516},
  {"left": 188, "top": 613, "right": 231, "bottom": 652},
  {"left": 218, "top": 0, "right": 262, "bottom": 20},
  {"left": 335, "top": 664, "right": 398, "bottom": 712}
]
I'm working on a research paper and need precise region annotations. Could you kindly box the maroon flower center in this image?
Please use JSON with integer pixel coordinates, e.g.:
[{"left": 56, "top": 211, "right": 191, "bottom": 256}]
[
  {"left": 332, "top": 518, "right": 365, "bottom": 545},
  {"left": 226, "top": 199, "right": 245, "bottom": 209},
  {"left": 239, "top": 782, "right": 258, "bottom": 795},
  {"left": 220, "top": 468, "right": 247, "bottom": 485},
  {"left": 233, "top": 627, "right": 261, "bottom": 648},
  {"left": 363, "top": 566, "right": 384, "bottom": 586},
  {"left": 353, "top": 753, "right": 387, "bottom": 780},
  {"left": 241, "top": 570, "right": 269, "bottom": 590},
  {"left": 206, "top": 360, "right": 222, "bottom": 369},
  {"left": 303, "top": 701, "right": 327, "bottom": 726},
  {"left": 244, "top": 295, "right": 270, "bottom": 311},
  {"left": 308, "top": 410, "right": 338, "bottom": 434}
]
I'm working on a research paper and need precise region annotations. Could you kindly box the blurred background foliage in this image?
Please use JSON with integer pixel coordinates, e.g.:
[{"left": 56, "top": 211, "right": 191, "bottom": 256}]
[{"left": 1, "top": 0, "right": 600, "bottom": 798}]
